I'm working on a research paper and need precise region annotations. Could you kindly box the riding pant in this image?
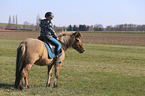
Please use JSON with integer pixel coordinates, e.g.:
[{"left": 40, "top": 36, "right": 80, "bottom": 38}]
[{"left": 48, "top": 37, "right": 61, "bottom": 55}]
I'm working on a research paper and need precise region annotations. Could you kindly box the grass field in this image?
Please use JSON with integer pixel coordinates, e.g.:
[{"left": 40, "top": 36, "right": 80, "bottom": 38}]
[{"left": 0, "top": 31, "right": 145, "bottom": 96}]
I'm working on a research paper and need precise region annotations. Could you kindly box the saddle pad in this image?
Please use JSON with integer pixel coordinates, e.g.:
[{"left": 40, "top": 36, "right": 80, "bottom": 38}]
[{"left": 43, "top": 42, "right": 62, "bottom": 59}]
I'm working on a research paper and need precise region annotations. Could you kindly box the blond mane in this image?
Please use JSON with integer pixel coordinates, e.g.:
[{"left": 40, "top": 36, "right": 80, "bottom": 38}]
[
  {"left": 58, "top": 32, "right": 74, "bottom": 43},
  {"left": 58, "top": 32, "right": 75, "bottom": 50}
]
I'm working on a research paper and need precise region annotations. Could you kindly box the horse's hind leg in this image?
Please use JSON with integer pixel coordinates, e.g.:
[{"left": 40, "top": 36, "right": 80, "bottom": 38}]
[
  {"left": 54, "top": 63, "right": 61, "bottom": 87},
  {"left": 46, "top": 64, "right": 53, "bottom": 87},
  {"left": 24, "top": 72, "right": 30, "bottom": 88},
  {"left": 22, "top": 64, "right": 32, "bottom": 89}
]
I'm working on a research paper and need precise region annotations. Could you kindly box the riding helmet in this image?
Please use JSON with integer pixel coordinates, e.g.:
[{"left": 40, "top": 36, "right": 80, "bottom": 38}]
[{"left": 45, "top": 12, "right": 54, "bottom": 18}]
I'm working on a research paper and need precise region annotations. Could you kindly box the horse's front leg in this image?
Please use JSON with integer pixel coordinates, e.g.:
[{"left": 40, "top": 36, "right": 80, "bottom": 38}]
[
  {"left": 54, "top": 63, "right": 61, "bottom": 87},
  {"left": 46, "top": 64, "right": 53, "bottom": 87}
]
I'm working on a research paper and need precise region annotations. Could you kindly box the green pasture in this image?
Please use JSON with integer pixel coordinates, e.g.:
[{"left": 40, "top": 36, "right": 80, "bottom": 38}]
[{"left": 0, "top": 39, "right": 145, "bottom": 96}]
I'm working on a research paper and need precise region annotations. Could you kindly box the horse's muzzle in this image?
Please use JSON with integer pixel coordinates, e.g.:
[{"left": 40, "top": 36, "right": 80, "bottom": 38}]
[{"left": 80, "top": 49, "right": 85, "bottom": 53}]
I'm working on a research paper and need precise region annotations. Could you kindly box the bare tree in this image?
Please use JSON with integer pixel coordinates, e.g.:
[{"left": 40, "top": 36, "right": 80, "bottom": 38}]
[
  {"left": 13, "top": 15, "right": 15, "bottom": 24},
  {"left": 16, "top": 15, "right": 18, "bottom": 25},
  {"left": 106, "top": 25, "right": 113, "bottom": 31},
  {"left": 8, "top": 15, "right": 11, "bottom": 24},
  {"left": 23, "top": 21, "right": 30, "bottom": 30},
  {"left": 94, "top": 24, "right": 104, "bottom": 31}
]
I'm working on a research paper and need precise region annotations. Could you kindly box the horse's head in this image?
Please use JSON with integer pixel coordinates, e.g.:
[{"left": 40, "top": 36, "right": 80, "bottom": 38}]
[{"left": 71, "top": 32, "right": 85, "bottom": 53}]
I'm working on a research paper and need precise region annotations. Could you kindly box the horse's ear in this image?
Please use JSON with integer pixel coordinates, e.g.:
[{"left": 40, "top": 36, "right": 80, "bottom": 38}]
[{"left": 73, "top": 31, "right": 82, "bottom": 38}]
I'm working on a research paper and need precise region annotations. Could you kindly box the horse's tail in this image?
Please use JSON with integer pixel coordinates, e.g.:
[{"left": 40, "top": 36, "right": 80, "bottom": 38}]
[{"left": 14, "top": 42, "right": 26, "bottom": 90}]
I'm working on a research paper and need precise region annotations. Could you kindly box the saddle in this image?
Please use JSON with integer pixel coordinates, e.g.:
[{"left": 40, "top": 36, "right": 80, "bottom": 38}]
[{"left": 38, "top": 36, "right": 62, "bottom": 59}]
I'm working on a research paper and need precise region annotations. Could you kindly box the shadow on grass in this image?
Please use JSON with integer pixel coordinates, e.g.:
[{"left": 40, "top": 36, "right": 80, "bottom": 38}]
[{"left": 0, "top": 83, "right": 14, "bottom": 89}]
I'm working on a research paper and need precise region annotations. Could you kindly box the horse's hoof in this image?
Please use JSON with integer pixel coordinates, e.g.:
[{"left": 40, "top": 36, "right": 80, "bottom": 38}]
[
  {"left": 27, "top": 85, "right": 30, "bottom": 89},
  {"left": 54, "top": 85, "right": 58, "bottom": 88},
  {"left": 54, "top": 83, "right": 58, "bottom": 88},
  {"left": 18, "top": 85, "right": 24, "bottom": 90},
  {"left": 46, "top": 83, "right": 51, "bottom": 87}
]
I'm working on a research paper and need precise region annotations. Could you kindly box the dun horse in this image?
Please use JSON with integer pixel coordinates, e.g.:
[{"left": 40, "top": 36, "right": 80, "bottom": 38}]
[{"left": 15, "top": 31, "right": 85, "bottom": 90}]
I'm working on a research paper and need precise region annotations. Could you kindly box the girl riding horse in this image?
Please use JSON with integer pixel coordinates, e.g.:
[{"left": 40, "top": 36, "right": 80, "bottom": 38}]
[
  {"left": 38, "top": 12, "right": 61, "bottom": 63},
  {"left": 15, "top": 31, "right": 85, "bottom": 90}
]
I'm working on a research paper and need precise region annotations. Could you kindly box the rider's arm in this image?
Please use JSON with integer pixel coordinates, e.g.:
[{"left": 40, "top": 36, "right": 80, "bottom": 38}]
[
  {"left": 46, "top": 26, "right": 58, "bottom": 39},
  {"left": 42, "top": 20, "right": 58, "bottom": 39}
]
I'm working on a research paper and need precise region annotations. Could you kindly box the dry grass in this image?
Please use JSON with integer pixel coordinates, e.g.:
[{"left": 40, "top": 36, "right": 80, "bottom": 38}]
[
  {"left": 0, "top": 31, "right": 39, "bottom": 40},
  {"left": 81, "top": 32, "right": 145, "bottom": 46},
  {"left": 0, "top": 31, "right": 145, "bottom": 46}
]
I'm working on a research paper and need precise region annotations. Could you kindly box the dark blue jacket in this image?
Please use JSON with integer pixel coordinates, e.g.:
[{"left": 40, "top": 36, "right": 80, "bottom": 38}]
[{"left": 39, "top": 19, "right": 58, "bottom": 39}]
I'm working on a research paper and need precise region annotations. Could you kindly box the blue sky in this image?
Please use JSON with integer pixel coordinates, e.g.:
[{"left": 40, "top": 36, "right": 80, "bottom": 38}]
[{"left": 0, "top": 0, "right": 145, "bottom": 27}]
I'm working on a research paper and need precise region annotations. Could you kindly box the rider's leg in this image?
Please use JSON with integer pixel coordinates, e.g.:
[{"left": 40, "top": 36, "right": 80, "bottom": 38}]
[{"left": 48, "top": 37, "right": 62, "bottom": 63}]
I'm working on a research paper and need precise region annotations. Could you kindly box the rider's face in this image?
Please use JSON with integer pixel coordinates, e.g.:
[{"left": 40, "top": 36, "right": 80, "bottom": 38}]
[{"left": 46, "top": 16, "right": 53, "bottom": 21}]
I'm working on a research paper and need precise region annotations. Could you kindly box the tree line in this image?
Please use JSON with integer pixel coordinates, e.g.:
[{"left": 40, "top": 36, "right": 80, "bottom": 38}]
[
  {"left": 67, "top": 24, "right": 145, "bottom": 31},
  {"left": 3, "top": 15, "right": 145, "bottom": 31}
]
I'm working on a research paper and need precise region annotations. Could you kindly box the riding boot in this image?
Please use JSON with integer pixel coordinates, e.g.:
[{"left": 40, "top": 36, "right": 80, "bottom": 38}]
[{"left": 53, "top": 55, "right": 62, "bottom": 64}]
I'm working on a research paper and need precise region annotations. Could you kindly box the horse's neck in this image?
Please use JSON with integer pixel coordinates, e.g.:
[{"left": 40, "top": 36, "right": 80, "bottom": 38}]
[
  {"left": 60, "top": 43, "right": 67, "bottom": 51},
  {"left": 59, "top": 36, "right": 73, "bottom": 51}
]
